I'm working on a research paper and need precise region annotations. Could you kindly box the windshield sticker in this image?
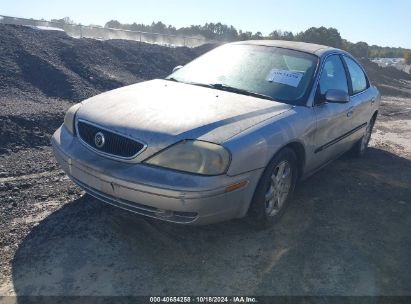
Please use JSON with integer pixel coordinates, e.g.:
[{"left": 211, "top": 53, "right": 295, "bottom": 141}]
[{"left": 266, "top": 69, "right": 304, "bottom": 87}]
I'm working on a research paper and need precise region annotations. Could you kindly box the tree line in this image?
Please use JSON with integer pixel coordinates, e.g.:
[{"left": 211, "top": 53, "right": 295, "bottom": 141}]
[
  {"left": 104, "top": 20, "right": 410, "bottom": 59},
  {"left": 50, "top": 19, "right": 401, "bottom": 60}
]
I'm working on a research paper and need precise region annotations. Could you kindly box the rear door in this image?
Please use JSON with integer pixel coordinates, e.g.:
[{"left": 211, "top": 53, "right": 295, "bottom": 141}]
[
  {"left": 312, "top": 54, "right": 353, "bottom": 168},
  {"left": 342, "top": 55, "right": 374, "bottom": 143}
]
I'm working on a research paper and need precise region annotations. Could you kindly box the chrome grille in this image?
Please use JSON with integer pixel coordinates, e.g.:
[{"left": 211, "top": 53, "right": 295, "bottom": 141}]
[{"left": 77, "top": 121, "right": 144, "bottom": 158}]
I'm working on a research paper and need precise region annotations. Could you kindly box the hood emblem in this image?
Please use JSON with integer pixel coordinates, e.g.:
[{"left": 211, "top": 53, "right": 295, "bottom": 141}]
[{"left": 94, "top": 131, "right": 105, "bottom": 149}]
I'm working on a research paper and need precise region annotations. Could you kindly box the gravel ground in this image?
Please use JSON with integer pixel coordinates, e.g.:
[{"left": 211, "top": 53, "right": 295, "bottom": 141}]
[{"left": 0, "top": 25, "right": 411, "bottom": 296}]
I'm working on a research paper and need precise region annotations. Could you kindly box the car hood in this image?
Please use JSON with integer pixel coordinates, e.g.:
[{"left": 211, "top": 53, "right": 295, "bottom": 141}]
[{"left": 77, "top": 79, "right": 292, "bottom": 160}]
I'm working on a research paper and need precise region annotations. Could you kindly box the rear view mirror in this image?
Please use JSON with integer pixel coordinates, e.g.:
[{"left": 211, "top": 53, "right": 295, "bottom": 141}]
[
  {"left": 325, "top": 89, "right": 350, "bottom": 103},
  {"left": 172, "top": 65, "right": 183, "bottom": 73}
]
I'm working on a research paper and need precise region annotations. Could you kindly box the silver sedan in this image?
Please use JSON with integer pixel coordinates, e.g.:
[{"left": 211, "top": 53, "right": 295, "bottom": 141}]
[{"left": 52, "top": 40, "right": 380, "bottom": 227}]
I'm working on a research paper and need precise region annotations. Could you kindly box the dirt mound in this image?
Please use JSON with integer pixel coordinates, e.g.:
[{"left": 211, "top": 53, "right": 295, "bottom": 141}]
[
  {"left": 0, "top": 24, "right": 211, "bottom": 102},
  {"left": 361, "top": 59, "right": 411, "bottom": 97}
]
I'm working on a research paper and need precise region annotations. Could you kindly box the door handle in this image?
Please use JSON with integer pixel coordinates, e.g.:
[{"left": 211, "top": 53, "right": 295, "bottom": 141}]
[
  {"left": 371, "top": 98, "right": 376, "bottom": 104},
  {"left": 347, "top": 110, "right": 354, "bottom": 117}
]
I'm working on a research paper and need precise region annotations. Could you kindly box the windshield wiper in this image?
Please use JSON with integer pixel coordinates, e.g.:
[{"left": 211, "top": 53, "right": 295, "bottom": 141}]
[
  {"left": 165, "top": 78, "right": 213, "bottom": 88},
  {"left": 209, "top": 83, "right": 275, "bottom": 101},
  {"left": 165, "top": 77, "right": 180, "bottom": 82},
  {"left": 166, "top": 80, "right": 275, "bottom": 101}
]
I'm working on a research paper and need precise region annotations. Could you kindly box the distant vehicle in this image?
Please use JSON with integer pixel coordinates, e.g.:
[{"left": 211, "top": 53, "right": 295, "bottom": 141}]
[{"left": 52, "top": 40, "right": 380, "bottom": 227}]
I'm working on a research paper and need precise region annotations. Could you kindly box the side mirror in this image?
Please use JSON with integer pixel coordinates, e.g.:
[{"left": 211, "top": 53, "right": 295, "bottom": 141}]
[
  {"left": 325, "top": 89, "right": 350, "bottom": 103},
  {"left": 172, "top": 65, "right": 183, "bottom": 73}
]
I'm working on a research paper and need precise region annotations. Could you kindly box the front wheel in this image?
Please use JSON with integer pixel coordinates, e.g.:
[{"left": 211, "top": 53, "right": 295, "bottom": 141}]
[{"left": 247, "top": 148, "right": 298, "bottom": 229}]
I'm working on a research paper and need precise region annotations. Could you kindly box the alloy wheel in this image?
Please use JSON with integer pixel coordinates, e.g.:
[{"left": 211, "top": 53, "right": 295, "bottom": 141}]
[{"left": 264, "top": 160, "right": 292, "bottom": 216}]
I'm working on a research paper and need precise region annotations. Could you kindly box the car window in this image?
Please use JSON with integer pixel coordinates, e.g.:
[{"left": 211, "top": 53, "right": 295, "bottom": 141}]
[
  {"left": 168, "top": 44, "right": 318, "bottom": 105},
  {"left": 343, "top": 56, "right": 368, "bottom": 94},
  {"left": 318, "top": 55, "right": 349, "bottom": 96}
]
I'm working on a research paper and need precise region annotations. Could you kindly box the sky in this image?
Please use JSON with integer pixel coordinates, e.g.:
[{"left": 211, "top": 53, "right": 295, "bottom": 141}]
[{"left": 1, "top": 0, "right": 410, "bottom": 48}]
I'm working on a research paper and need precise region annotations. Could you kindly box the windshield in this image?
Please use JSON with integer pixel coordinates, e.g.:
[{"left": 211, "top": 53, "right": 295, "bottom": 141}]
[{"left": 167, "top": 44, "right": 318, "bottom": 105}]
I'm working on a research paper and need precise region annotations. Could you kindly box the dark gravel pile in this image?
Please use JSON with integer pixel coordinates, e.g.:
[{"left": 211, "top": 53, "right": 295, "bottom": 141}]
[
  {"left": 0, "top": 24, "right": 215, "bottom": 102},
  {"left": 360, "top": 59, "right": 411, "bottom": 97},
  {"left": 0, "top": 24, "right": 216, "bottom": 151}
]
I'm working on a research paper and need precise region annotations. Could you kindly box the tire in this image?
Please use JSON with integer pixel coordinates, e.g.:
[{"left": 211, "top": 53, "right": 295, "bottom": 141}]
[
  {"left": 351, "top": 116, "right": 376, "bottom": 157},
  {"left": 247, "top": 147, "right": 298, "bottom": 229}
]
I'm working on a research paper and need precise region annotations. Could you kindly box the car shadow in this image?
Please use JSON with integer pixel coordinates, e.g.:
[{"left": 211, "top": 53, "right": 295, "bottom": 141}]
[{"left": 10, "top": 148, "right": 411, "bottom": 296}]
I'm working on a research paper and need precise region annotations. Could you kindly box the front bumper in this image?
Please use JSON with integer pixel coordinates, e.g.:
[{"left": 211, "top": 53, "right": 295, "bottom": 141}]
[{"left": 51, "top": 125, "right": 263, "bottom": 225}]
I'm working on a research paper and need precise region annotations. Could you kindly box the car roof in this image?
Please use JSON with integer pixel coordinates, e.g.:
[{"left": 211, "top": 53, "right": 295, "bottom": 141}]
[{"left": 229, "top": 40, "right": 342, "bottom": 56}]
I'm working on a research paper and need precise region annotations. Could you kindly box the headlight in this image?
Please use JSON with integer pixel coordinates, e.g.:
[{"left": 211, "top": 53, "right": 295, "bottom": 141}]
[
  {"left": 144, "top": 140, "right": 231, "bottom": 175},
  {"left": 64, "top": 103, "right": 82, "bottom": 135}
]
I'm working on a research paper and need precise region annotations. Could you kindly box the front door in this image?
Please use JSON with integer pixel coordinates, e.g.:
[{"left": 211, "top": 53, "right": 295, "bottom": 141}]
[{"left": 312, "top": 54, "right": 353, "bottom": 169}]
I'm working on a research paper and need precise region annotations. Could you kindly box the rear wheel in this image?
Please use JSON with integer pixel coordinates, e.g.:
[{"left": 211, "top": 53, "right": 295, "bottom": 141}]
[
  {"left": 352, "top": 116, "right": 376, "bottom": 157},
  {"left": 247, "top": 148, "right": 298, "bottom": 229}
]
